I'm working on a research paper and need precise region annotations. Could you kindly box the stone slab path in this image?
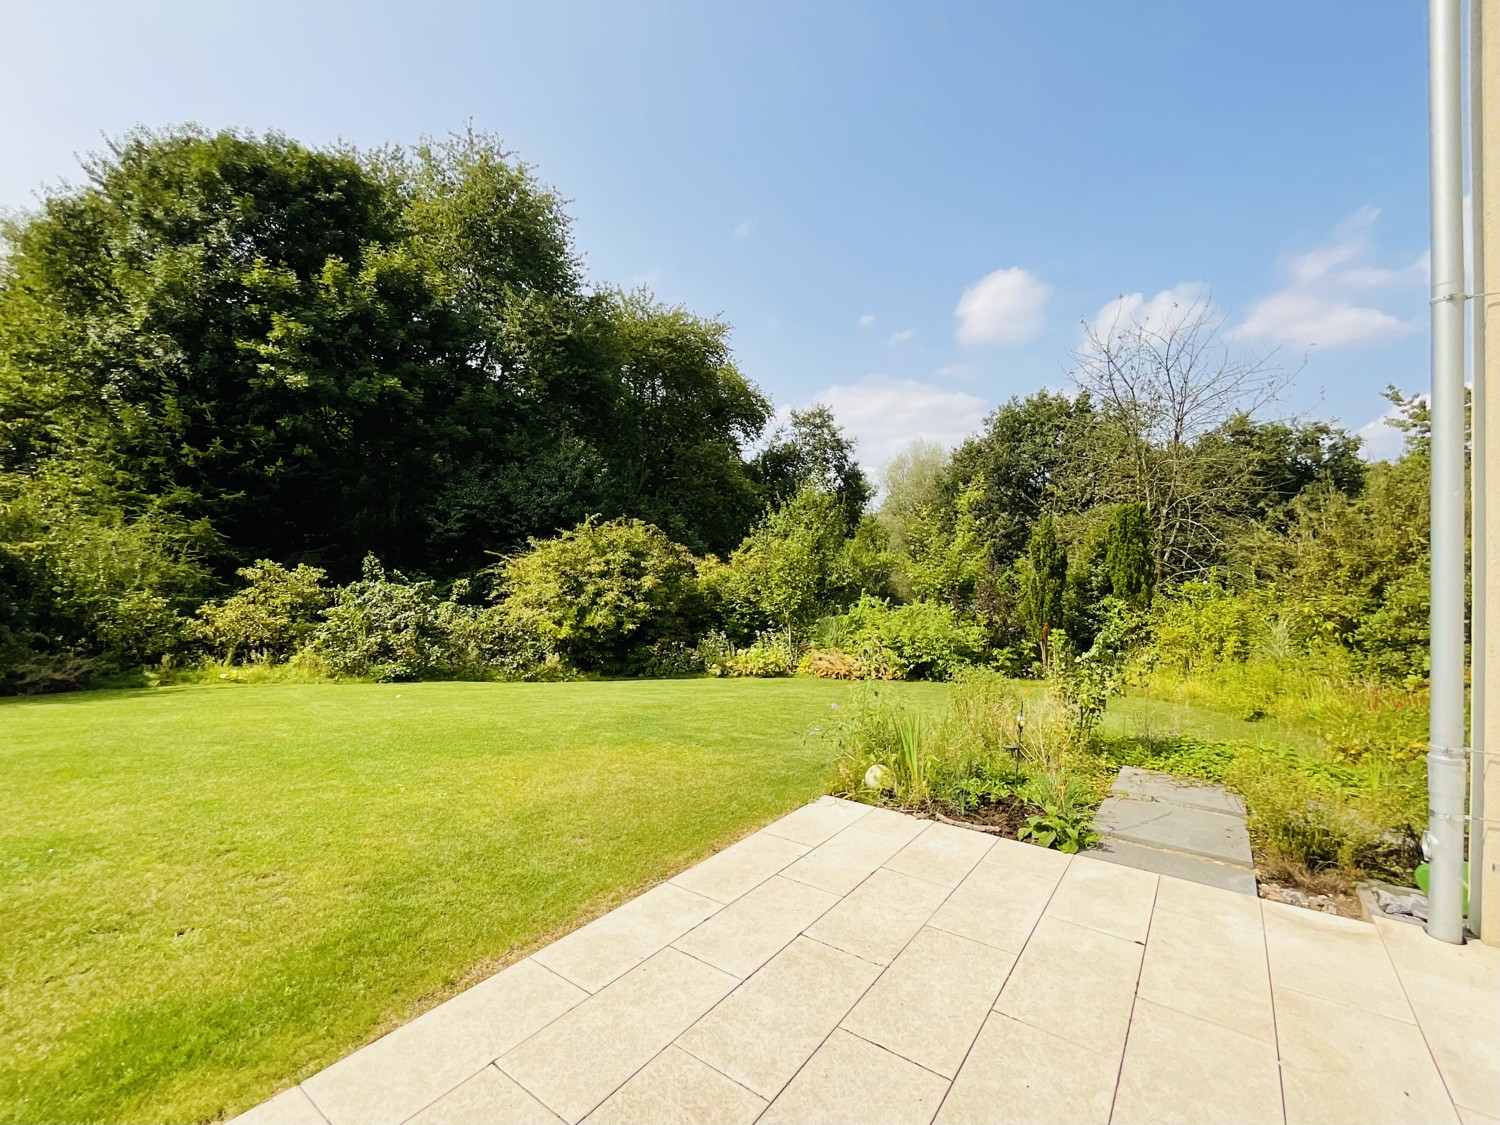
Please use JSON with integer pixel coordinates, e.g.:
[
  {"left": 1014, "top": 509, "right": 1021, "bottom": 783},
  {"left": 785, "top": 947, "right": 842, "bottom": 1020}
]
[
  {"left": 234, "top": 796, "right": 1499, "bottom": 1125},
  {"left": 1091, "top": 766, "right": 1258, "bottom": 894}
]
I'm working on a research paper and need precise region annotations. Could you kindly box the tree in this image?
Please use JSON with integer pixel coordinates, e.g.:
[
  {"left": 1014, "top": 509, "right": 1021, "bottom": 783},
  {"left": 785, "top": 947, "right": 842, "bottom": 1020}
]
[
  {"left": 876, "top": 439, "right": 950, "bottom": 563},
  {"left": 593, "top": 292, "right": 772, "bottom": 555},
  {"left": 944, "top": 391, "right": 1095, "bottom": 566},
  {"left": 0, "top": 127, "right": 475, "bottom": 574},
  {"left": 704, "top": 489, "right": 853, "bottom": 639},
  {"left": 1104, "top": 503, "right": 1155, "bottom": 608},
  {"left": 753, "top": 405, "right": 872, "bottom": 533},
  {"left": 1068, "top": 293, "right": 1290, "bottom": 581},
  {"left": 1214, "top": 414, "right": 1366, "bottom": 521},
  {"left": 1021, "top": 514, "right": 1068, "bottom": 672}
]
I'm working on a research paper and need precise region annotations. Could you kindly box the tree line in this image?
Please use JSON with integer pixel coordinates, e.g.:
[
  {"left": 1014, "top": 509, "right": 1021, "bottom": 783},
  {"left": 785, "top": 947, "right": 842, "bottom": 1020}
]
[{"left": 0, "top": 126, "right": 1430, "bottom": 690}]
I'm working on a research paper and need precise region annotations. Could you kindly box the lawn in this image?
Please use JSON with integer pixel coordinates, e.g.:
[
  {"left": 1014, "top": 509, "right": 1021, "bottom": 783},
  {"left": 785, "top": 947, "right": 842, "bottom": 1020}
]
[{"left": 0, "top": 678, "right": 948, "bottom": 1124}]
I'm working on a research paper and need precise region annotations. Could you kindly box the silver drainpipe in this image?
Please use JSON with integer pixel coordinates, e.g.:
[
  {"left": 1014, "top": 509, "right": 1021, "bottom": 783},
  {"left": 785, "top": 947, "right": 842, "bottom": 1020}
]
[{"left": 1426, "top": 0, "right": 1469, "bottom": 945}]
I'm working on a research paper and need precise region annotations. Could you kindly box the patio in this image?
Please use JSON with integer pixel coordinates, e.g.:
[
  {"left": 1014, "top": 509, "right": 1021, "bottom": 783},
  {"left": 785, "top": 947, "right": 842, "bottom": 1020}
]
[{"left": 235, "top": 796, "right": 1499, "bottom": 1125}]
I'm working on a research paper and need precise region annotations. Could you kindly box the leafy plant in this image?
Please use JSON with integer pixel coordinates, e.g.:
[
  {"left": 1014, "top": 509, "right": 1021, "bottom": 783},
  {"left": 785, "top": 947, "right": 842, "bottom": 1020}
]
[
  {"left": 839, "top": 595, "right": 984, "bottom": 680},
  {"left": 198, "top": 561, "right": 330, "bottom": 663},
  {"left": 312, "top": 556, "right": 467, "bottom": 681},
  {"left": 726, "top": 632, "right": 795, "bottom": 677},
  {"left": 796, "top": 649, "right": 859, "bottom": 679},
  {"left": 1018, "top": 803, "right": 1097, "bottom": 853}
]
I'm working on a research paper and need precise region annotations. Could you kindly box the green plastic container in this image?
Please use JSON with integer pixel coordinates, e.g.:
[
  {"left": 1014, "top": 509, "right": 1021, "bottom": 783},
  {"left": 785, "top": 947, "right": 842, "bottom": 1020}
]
[{"left": 1413, "top": 861, "right": 1470, "bottom": 915}]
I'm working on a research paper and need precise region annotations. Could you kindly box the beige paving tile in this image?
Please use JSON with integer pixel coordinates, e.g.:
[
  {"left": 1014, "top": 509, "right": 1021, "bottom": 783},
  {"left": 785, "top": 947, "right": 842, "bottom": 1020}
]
[
  {"left": 672, "top": 875, "right": 838, "bottom": 978},
  {"left": 407, "top": 1066, "right": 563, "bottom": 1125},
  {"left": 1275, "top": 986, "right": 1459, "bottom": 1125},
  {"left": 841, "top": 927, "right": 1015, "bottom": 1078},
  {"left": 849, "top": 805, "right": 930, "bottom": 842},
  {"left": 761, "top": 798, "right": 870, "bottom": 847},
  {"left": 303, "top": 959, "right": 587, "bottom": 1125},
  {"left": 1137, "top": 906, "right": 1274, "bottom": 1042},
  {"left": 1111, "top": 999, "right": 1282, "bottom": 1125},
  {"left": 994, "top": 915, "right": 1143, "bottom": 1054},
  {"left": 936, "top": 1012, "right": 1117, "bottom": 1125},
  {"left": 1263, "top": 900, "right": 1414, "bottom": 1023},
  {"left": 757, "top": 1029, "right": 949, "bottom": 1125},
  {"left": 497, "top": 949, "right": 737, "bottom": 1124},
  {"left": 532, "top": 883, "right": 721, "bottom": 993},
  {"left": 927, "top": 859, "right": 1059, "bottom": 953},
  {"left": 1376, "top": 916, "right": 1500, "bottom": 1020},
  {"left": 1153, "top": 871, "right": 1264, "bottom": 932},
  {"left": 231, "top": 1085, "right": 327, "bottom": 1125},
  {"left": 1044, "top": 854, "right": 1158, "bottom": 942},
  {"left": 804, "top": 867, "right": 952, "bottom": 965},
  {"left": 1375, "top": 920, "right": 1500, "bottom": 1116},
  {"left": 668, "top": 832, "right": 809, "bottom": 904},
  {"left": 883, "top": 823, "right": 994, "bottom": 888},
  {"left": 980, "top": 834, "right": 1073, "bottom": 879},
  {"left": 582, "top": 1047, "right": 766, "bottom": 1125},
  {"left": 780, "top": 826, "right": 909, "bottom": 896},
  {"left": 677, "top": 936, "right": 881, "bottom": 1099},
  {"left": 1410, "top": 1007, "right": 1500, "bottom": 1120},
  {"left": 1458, "top": 1108, "right": 1500, "bottom": 1125}
]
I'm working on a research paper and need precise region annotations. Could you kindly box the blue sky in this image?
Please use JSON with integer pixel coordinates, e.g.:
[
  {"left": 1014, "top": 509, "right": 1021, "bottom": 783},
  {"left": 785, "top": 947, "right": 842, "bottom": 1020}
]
[{"left": 1, "top": 1, "right": 1433, "bottom": 466}]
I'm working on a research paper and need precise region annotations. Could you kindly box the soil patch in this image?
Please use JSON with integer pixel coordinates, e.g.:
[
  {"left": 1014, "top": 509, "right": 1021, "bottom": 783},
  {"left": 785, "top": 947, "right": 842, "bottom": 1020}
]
[{"left": 933, "top": 796, "right": 1030, "bottom": 838}]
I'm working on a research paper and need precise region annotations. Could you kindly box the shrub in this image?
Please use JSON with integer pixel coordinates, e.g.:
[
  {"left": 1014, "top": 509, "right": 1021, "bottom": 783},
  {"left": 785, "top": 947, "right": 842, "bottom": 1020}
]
[
  {"left": 198, "top": 561, "right": 330, "bottom": 662},
  {"left": 1145, "top": 578, "right": 1270, "bottom": 672},
  {"left": 840, "top": 596, "right": 984, "bottom": 679},
  {"left": 312, "top": 556, "right": 465, "bottom": 681},
  {"left": 696, "top": 630, "right": 735, "bottom": 676},
  {"left": 494, "top": 517, "right": 701, "bottom": 671},
  {"left": 797, "top": 649, "right": 859, "bottom": 679},
  {"left": 726, "top": 632, "right": 794, "bottom": 677},
  {"left": 0, "top": 466, "right": 214, "bottom": 678},
  {"left": 633, "top": 639, "right": 705, "bottom": 678}
]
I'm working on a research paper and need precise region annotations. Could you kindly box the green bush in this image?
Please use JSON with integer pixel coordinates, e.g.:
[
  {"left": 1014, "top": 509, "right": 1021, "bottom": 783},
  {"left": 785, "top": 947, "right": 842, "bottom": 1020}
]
[
  {"left": 312, "top": 556, "right": 469, "bottom": 681},
  {"left": 726, "top": 632, "right": 795, "bottom": 677},
  {"left": 839, "top": 595, "right": 984, "bottom": 679},
  {"left": 1145, "top": 577, "right": 1270, "bottom": 672},
  {"left": 633, "top": 639, "right": 705, "bottom": 678},
  {"left": 494, "top": 517, "right": 701, "bottom": 671},
  {"left": 0, "top": 467, "right": 214, "bottom": 685},
  {"left": 198, "top": 561, "right": 331, "bottom": 662}
]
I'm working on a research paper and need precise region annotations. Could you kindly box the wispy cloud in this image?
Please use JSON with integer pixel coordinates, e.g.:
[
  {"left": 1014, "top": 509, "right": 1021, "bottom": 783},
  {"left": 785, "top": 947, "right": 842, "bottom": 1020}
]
[
  {"left": 887, "top": 328, "right": 917, "bottom": 346},
  {"left": 1090, "top": 283, "right": 1211, "bottom": 340},
  {"left": 1233, "top": 207, "right": 1424, "bottom": 349},
  {"left": 858, "top": 313, "right": 876, "bottom": 328},
  {"left": 733, "top": 219, "right": 753, "bottom": 238},
  {"left": 954, "top": 267, "right": 1052, "bottom": 345},
  {"left": 800, "top": 375, "right": 990, "bottom": 468},
  {"left": 933, "top": 363, "right": 976, "bottom": 381}
]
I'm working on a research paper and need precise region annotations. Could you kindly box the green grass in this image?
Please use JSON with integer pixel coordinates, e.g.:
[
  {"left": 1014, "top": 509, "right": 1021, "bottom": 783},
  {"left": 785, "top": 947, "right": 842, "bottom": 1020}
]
[
  {"left": 1102, "top": 692, "right": 1323, "bottom": 753},
  {"left": 0, "top": 678, "right": 948, "bottom": 1124}
]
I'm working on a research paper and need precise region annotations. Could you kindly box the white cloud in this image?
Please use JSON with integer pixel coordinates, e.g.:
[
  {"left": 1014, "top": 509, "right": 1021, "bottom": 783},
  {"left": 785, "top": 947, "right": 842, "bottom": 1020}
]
[
  {"left": 933, "top": 363, "right": 977, "bottom": 381},
  {"left": 1356, "top": 397, "right": 1420, "bottom": 462},
  {"left": 887, "top": 328, "right": 917, "bottom": 346},
  {"left": 802, "top": 375, "right": 990, "bottom": 468},
  {"left": 858, "top": 313, "right": 876, "bottom": 328},
  {"left": 1090, "top": 283, "right": 1209, "bottom": 340},
  {"left": 954, "top": 267, "right": 1052, "bottom": 344},
  {"left": 733, "top": 219, "right": 753, "bottom": 238},
  {"left": 1233, "top": 207, "right": 1424, "bottom": 348}
]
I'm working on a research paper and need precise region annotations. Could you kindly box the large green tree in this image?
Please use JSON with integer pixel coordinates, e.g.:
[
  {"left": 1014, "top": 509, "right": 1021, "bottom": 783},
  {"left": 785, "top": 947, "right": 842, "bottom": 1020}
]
[
  {"left": 753, "top": 405, "right": 872, "bottom": 533},
  {"left": 944, "top": 390, "right": 1096, "bottom": 566},
  {"left": 0, "top": 127, "right": 774, "bottom": 580},
  {"left": 0, "top": 127, "right": 474, "bottom": 572}
]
